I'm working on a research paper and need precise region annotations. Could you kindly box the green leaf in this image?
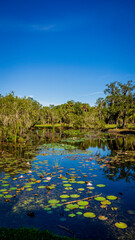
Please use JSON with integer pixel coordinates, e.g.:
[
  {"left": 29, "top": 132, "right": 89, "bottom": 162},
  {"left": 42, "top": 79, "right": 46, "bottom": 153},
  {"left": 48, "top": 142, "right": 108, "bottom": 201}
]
[
  {"left": 106, "top": 195, "right": 117, "bottom": 200},
  {"left": 115, "top": 222, "right": 127, "bottom": 229},
  {"left": 83, "top": 212, "right": 96, "bottom": 218},
  {"left": 94, "top": 197, "right": 106, "bottom": 201}
]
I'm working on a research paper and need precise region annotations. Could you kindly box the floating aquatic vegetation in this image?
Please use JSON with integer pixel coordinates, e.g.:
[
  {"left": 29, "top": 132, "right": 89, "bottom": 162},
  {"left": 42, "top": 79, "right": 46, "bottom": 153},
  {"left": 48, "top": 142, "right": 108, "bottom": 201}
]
[
  {"left": 106, "top": 195, "right": 118, "bottom": 200},
  {"left": 76, "top": 211, "right": 83, "bottom": 215},
  {"left": 94, "top": 197, "right": 106, "bottom": 201},
  {"left": 60, "top": 194, "right": 70, "bottom": 198},
  {"left": 70, "top": 194, "right": 80, "bottom": 198},
  {"left": 78, "top": 201, "right": 89, "bottom": 206},
  {"left": 77, "top": 181, "right": 85, "bottom": 184},
  {"left": 4, "top": 195, "right": 12, "bottom": 198},
  {"left": 98, "top": 215, "right": 108, "bottom": 220},
  {"left": 96, "top": 184, "right": 106, "bottom": 187},
  {"left": 68, "top": 213, "right": 76, "bottom": 218},
  {"left": 101, "top": 200, "right": 111, "bottom": 205},
  {"left": 66, "top": 204, "right": 79, "bottom": 210},
  {"left": 115, "top": 222, "right": 127, "bottom": 229},
  {"left": 48, "top": 199, "right": 60, "bottom": 205},
  {"left": 83, "top": 212, "right": 96, "bottom": 218}
]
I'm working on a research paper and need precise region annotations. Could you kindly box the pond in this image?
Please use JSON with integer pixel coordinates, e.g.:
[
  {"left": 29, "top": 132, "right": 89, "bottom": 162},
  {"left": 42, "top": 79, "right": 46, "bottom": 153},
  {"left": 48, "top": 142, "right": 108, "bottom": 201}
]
[{"left": 0, "top": 129, "right": 135, "bottom": 240}]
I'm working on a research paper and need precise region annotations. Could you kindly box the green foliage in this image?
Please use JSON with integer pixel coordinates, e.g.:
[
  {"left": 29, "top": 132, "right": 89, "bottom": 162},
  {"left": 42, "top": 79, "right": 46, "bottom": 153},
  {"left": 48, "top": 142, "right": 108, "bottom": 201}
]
[{"left": 0, "top": 80, "right": 134, "bottom": 141}]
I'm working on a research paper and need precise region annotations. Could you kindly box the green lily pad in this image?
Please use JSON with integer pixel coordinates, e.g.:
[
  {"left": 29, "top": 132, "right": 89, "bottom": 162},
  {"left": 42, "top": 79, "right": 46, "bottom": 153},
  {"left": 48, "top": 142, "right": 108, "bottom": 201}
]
[
  {"left": 44, "top": 207, "right": 51, "bottom": 211},
  {"left": 101, "top": 200, "right": 111, "bottom": 205},
  {"left": 106, "top": 195, "right": 118, "bottom": 200},
  {"left": 4, "top": 195, "right": 12, "bottom": 198},
  {"left": 70, "top": 194, "right": 80, "bottom": 198},
  {"left": 48, "top": 199, "right": 60, "bottom": 205},
  {"left": 115, "top": 222, "right": 127, "bottom": 229},
  {"left": 96, "top": 184, "right": 106, "bottom": 187},
  {"left": 78, "top": 188, "right": 85, "bottom": 191},
  {"left": 83, "top": 212, "right": 96, "bottom": 218},
  {"left": 9, "top": 187, "right": 17, "bottom": 190},
  {"left": 0, "top": 194, "right": 4, "bottom": 197},
  {"left": 60, "top": 194, "right": 70, "bottom": 198},
  {"left": 76, "top": 211, "right": 83, "bottom": 215},
  {"left": 94, "top": 197, "right": 106, "bottom": 201},
  {"left": 65, "top": 187, "right": 73, "bottom": 190},
  {"left": 63, "top": 184, "right": 71, "bottom": 187},
  {"left": 38, "top": 186, "right": 46, "bottom": 189},
  {"left": 26, "top": 188, "right": 33, "bottom": 191},
  {"left": 0, "top": 189, "right": 7, "bottom": 192},
  {"left": 77, "top": 181, "right": 85, "bottom": 184},
  {"left": 78, "top": 201, "right": 89, "bottom": 206},
  {"left": 66, "top": 204, "right": 79, "bottom": 209}
]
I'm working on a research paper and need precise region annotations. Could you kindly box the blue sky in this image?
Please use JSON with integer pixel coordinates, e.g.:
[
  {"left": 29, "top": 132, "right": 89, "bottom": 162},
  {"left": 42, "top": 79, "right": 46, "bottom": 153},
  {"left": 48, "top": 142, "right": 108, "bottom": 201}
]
[{"left": 0, "top": 0, "right": 135, "bottom": 106}]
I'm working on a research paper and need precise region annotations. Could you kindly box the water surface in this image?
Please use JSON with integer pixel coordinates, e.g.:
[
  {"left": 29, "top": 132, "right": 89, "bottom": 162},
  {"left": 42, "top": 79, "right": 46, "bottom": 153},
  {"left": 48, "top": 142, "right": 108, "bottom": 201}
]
[{"left": 0, "top": 129, "right": 135, "bottom": 240}]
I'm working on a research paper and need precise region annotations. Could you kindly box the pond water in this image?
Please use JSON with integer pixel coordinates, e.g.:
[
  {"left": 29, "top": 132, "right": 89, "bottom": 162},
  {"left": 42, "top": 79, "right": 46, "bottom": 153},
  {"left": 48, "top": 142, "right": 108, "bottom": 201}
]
[{"left": 0, "top": 129, "right": 135, "bottom": 240}]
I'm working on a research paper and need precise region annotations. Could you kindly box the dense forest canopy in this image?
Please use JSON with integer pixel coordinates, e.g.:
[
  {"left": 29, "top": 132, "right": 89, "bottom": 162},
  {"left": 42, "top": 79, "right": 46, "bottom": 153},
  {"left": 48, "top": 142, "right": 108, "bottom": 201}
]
[{"left": 0, "top": 81, "right": 135, "bottom": 142}]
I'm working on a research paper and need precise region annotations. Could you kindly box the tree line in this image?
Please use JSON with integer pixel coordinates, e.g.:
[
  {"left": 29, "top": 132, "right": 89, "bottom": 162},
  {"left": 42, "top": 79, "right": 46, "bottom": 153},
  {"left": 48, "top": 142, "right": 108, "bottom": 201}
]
[{"left": 0, "top": 80, "right": 134, "bottom": 142}]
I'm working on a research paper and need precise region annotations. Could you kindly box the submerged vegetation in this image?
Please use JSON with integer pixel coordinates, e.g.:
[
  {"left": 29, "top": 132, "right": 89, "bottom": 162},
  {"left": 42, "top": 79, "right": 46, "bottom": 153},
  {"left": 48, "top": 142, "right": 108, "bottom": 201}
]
[{"left": 0, "top": 80, "right": 134, "bottom": 142}]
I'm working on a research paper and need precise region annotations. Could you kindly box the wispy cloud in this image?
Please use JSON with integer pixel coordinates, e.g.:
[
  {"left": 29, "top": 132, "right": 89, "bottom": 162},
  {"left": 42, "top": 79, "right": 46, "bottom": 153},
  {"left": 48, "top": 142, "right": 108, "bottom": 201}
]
[
  {"left": 31, "top": 24, "right": 55, "bottom": 32},
  {"left": 0, "top": 19, "right": 56, "bottom": 32},
  {"left": 78, "top": 91, "right": 104, "bottom": 97}
]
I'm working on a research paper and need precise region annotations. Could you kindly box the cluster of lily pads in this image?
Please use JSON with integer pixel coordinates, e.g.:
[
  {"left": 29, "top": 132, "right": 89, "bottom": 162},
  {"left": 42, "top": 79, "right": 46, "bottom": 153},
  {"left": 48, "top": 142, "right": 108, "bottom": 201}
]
[{"left": 0, "top": 144, "right": 133, "bottom": 233}]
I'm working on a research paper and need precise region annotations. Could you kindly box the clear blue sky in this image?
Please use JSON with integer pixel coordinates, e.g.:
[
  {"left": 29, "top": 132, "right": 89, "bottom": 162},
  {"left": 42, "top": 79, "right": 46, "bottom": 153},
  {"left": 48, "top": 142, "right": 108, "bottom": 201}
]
[{"left": 0, "top": 0, "right": 135, "bottom": 106}]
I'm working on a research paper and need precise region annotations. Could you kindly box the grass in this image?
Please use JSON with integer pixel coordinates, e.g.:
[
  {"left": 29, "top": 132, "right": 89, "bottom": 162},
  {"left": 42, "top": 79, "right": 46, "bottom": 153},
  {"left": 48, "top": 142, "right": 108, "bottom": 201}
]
[
  {"left": 104, "top": 124, "right": 117, "bottom": 129},
  {"left": 0, "top": 228, "right": 77, "bottom": 240},
  {"left": 35, "top": 124, "right": 68, "bottom": 128}
]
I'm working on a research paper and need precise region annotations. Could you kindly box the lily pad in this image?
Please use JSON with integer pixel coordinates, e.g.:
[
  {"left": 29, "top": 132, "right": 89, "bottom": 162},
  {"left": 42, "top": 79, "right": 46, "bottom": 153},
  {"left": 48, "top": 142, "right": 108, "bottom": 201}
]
[
  {"left": 115, "top": 222, "right": 127, "bottom": 229},
  {"left": 106, "top": 195, "right": 118, "bottom": 200},
  {"left": 38, "top": 186, "right": 46, "bottom": 189},
  {"left": 77, "top": 181, "right": 85, "bottom": 184},
  {"left": 4, "top": 195, "right": 12, "bottom": 198},
  {"left": 101, "top": 200, "right": 111, "bottom": 205},
  {"left": 63, "top": 184, "right": 71, "bottom": 187},
  {"left": 0, "top": 189, "right": 7, "bottom": 192},
  {"left": 65, "top": 187, "right": 73, "bottom": 190},
  {"left": 60, "top": 194, "right": 70, "bottom": 198},
  {"left": 76, "top": 211, "right": 83, "bottom": 215},
  {"left": 83, "top": 212, "right": 96, "bottom": 218},
  {"left": 26, "top": 188, "right": 33, "bottom": 191},
  {"left": 9, "top": 187, "right": 17, "bottom": 190},
  {"left": 70, "top": 194, "right": 80, "bottom": 198},
  {"left": 79, "top": 206, "right": 85, "bottom": 209},
  {"left": 94, "top": 197, "right": 106, "bottom": 201},
  {"left": 98, "top": 215, "right": 108, "bottom": 220},
  {"left": 66, "top": 204, "right": 79, "bottom": 210},
  {"left": 78, "top": 201, "right": 89, "bottom": 206},
  {"left": 78, "top": 188, "right": 85, "bottom": 191},
  {"left": 48, "top": 199, "right": 60, "bottom": 205},
  {"left": 96, "top": 184, "right": 106, "bottom": 187}
]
